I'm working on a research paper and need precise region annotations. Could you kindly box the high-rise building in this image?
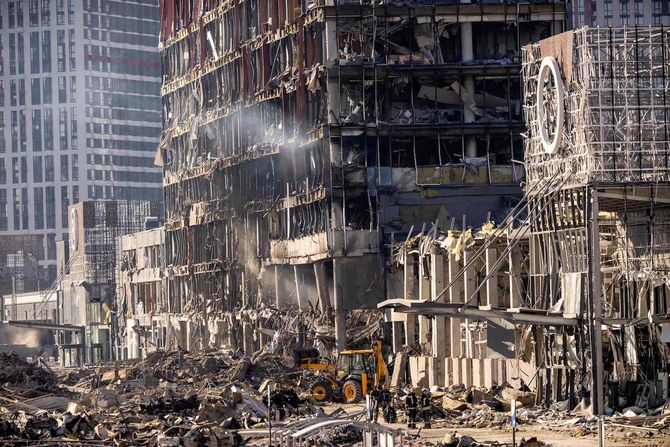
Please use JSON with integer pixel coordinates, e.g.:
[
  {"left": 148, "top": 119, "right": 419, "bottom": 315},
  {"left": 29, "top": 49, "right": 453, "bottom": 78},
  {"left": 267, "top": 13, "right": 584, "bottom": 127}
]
[
  {"left": 571, "top": 0, "right": 669, "bottom": 28},
  {"left": 0, "top": 0, "right": 163, "bottom": 295}
]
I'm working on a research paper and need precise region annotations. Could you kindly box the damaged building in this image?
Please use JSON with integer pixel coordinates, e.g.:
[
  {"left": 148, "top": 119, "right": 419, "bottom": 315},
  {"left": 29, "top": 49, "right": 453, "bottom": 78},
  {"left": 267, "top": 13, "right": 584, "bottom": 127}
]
[
  {"left": 56, "top": 200, "right": 161, "bottom": 365},
  {"left": 382, "top": 26, "right": 670, "bottom": 415},
  {"left": 156, "top": 0, "right": 565, "bottom": 355},
  {"left": 116, "top": 226, "right": 167, "bottom": 360}
]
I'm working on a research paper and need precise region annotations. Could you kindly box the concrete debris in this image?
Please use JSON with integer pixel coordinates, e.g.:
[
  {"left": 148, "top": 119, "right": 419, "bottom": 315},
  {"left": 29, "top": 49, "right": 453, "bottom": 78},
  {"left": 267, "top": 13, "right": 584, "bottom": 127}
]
[
  {"left": 0, "top": 352, "right": 56, "bottom": 391},
  {"left": 0, "top": 350, "right": 321, "bottom": 446},
  {"left": 0, "top": 351, "right": 670, "bottom": 445}
]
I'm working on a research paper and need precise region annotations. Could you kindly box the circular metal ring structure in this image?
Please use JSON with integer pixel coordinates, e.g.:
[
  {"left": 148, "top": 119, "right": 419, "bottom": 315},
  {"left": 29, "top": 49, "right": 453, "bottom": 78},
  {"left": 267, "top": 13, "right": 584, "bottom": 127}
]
[{"left": 536, "top": 56, "right": 565, "bottom": 155}]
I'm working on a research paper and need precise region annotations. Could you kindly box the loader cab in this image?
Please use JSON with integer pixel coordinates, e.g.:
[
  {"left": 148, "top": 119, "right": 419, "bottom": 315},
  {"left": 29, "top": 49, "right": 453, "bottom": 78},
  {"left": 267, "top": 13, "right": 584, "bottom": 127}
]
[{"left": 335, "top": 350, "right": 375, "bottom": 382}]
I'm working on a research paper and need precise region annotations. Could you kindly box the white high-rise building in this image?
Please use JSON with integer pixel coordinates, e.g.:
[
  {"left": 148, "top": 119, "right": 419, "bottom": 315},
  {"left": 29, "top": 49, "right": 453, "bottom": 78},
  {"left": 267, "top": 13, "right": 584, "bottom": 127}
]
[{"left": 0, "top": 0, "right": 163, "bottom": 294}]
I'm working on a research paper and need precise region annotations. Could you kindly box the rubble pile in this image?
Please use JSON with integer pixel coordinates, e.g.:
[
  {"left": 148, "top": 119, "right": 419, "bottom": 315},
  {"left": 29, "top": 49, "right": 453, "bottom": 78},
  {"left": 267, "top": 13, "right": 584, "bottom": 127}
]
[
  {"left": 0, "top": 352, "right": 56, "bottom": 390},
  {"left": 0, "top": 350, "right": 322, "bottom": 446},
  {"left": 392, "top": 383, "right": 670, "bottom": 445},
  {"left": 387, "top": 384, "right": 536, "bottom": 430},
  {"left": 3, "top": 351, "right": 670, "bottom": 446}
]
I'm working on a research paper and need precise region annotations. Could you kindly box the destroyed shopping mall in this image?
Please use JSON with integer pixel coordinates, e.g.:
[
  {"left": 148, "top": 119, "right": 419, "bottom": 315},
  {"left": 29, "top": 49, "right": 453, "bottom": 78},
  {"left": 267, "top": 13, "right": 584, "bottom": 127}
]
[
  {"left": 4, "top": 0, "right": 670, "bottom": 445},
  {"left": 155, "top": 0, "right": 563, "bottom": 361},
  {"left": 152, "top": 8, "right": 670, "bottom": 419}
]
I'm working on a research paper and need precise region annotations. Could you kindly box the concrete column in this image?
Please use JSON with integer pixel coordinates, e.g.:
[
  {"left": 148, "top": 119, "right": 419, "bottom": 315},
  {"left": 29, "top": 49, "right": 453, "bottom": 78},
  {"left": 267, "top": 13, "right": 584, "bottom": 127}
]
[
  {"left": 332, "top": 199, "right": 344, "bottom": 229},
  {"left": 293, "top": 265, "right": 304, "bottom": 309},
  {"left": 431, "top": 253, "right": 447, "bottom": 358},
  {"left": 463, "top": 250, "right": 475, "bottom": 358},
  {"left": 392, "top": 312, "right": 417, "bottom": 349},
  {"left": 418, "top": 254, "right": 431, "bottom": 354},
  {"left": 314, "top": 263, "right": 330, "bottom": 311},
  {"left": 418, "top": 255, "right": 431, "bottom": 299},
  {"left": 448, "top": 253, "right": 462, "bottom": 358},
  {"left": 588, "top": 189, "right": 604, "bottom": 415},
  {"left": 485, "top": 248, "right": 499, "bottom": 307},
  {"left": 461, "top": 358, "right": 473, "bottom": 387},
  {"left": 240, "top": 270, "right": 253, "bottom": 353},
  {"left": 325, "top": 20, "right": 339, "bottom": 121},
  {"left": 404, "top": 254, "right": 415, "bottom": 301},
  {"left": 273, "top": 266, "right": 281, "bottom": 308},
  {"left": 402, "top": 250, "right": 417, "bottom": 348},
  {"left": 508, "top": 244, "right": 522, "bottom": 308},
  {"left": 333, "top": 259, "right": 346, "bottom": 351},
  {"left": 391, "top": 319, "right": 404, "bottom": 353},
  {"left": 243, "top": 321, "right": 255, "bottom": 354},
  {"left": 460, "top": 20, "right": 476, "bottom": 158}
]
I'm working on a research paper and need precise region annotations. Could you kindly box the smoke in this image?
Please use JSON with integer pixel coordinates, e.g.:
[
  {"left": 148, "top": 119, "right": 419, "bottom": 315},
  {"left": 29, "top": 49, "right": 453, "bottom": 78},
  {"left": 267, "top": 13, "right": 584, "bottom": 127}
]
[{"left": 0, "top": 325, "right": 47, "bottom": 348}]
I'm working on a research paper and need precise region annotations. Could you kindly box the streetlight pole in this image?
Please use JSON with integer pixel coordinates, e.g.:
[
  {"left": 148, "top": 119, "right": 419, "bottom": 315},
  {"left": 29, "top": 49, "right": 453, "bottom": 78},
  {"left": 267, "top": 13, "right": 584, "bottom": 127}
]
[{"left": 267, "top": 382, "right": 272, "bottom": 447}]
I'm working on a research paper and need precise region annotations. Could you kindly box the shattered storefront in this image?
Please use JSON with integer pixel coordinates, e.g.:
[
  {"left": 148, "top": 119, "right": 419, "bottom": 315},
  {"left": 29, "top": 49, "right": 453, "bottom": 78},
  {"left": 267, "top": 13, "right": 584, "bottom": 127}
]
[{"left": 157, "top": 0, "right": 565, "bottom": 355}]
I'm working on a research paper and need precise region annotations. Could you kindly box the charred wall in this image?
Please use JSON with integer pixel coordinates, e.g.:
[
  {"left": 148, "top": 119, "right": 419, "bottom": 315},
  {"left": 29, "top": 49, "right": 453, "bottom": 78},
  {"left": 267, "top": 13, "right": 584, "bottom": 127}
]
[{"left": 158, "top": 0, "right": 565, "bottom": 353}]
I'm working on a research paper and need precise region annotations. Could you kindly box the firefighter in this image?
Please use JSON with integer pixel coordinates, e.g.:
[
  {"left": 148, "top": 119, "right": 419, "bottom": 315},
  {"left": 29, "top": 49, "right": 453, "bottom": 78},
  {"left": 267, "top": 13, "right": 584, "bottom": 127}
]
[
  {"left": 421, "top": 388, "right": 432, "bottom": 429},
  {"left": 404, "top": 389, "right": 418, "bottom": 429}
]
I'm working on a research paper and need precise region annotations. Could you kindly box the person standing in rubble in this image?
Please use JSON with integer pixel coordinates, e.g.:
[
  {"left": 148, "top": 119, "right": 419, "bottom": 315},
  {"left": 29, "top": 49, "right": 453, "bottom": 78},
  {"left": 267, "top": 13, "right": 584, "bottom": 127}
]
[
  {"left": 404, "top": 389, "right": 418, "bottom": 429},
  {"left": 421, "top": 388, "right": 432, "bottom": 429},
  {"left": 370, "top": 385, "right": 382, "bottom": 423},
  {"left": 381, "top": 386, "right": 396, "bottom": 423}
]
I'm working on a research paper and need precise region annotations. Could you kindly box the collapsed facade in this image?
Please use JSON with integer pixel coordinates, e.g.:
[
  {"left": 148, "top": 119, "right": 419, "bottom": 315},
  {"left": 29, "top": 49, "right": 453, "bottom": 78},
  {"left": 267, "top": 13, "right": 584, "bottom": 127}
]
[
  {"left": 156, "top": 0, "right": 565, "bottom": 355},
  {"left": 523, "top": 26, "right": 670, "bottom": 414},
  {"left": 116, "top": 227, "right": 167, "bottom": 360},
  {"left": 384, "top": 26, "right": 670, "bottom": 415}
]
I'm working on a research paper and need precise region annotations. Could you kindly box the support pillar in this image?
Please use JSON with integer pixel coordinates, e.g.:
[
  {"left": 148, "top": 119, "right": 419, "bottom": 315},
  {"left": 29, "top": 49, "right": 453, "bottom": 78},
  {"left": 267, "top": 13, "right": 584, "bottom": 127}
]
[
  {"left": 418, "top": 254, "right": 431, "bottom": 354},
  {"left": 273, "top": 266, "right": 281, "bottom": 308},
  {"left": 391, "top": 319, "right": 404, "bottom": 353},
  {"left": 431, "top": 253, "right": 447, "bottom": 359},
  {"left": 485, "top": 248, "right": 499, "bottom": 307},
  {"left": 404, "top": 254, "right": 415, "bottom": 301},
  {"left": 508, "top": 243, "right": 522, "bottom": 308},
  {"left": 460, "top": 19, "right": 476, "bottom": 158},
  {"left": 448, "top": 253, "right": 462, "bottom": 358},
  {"left": 463, "top": 250, "right": 476, "bottom": 358},
  {"left": 241, "top": 270, "right": 253, "bottom": 353},
  {"left": 294, "top": 265, "right": 304, "bottom": 309},
  {"left": 333, "top": 259, "right": 346, "bottom": 351},
  {"left": 588, "top": 188, "right": 604, "bottom": 415},
  {"left": 314, "top": 262, "right": 330, "bottom": 312},
  {"left": 324, "top": 20, "right": 339, "bottom": 116}
]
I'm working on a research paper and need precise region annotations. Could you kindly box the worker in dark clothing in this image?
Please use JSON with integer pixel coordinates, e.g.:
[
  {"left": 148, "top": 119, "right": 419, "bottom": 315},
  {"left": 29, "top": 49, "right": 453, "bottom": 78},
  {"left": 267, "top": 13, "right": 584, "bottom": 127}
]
[
  {"left": 405, "top": 390, "right": 418, "bottom": 429},
  {"left": 370, "top": 386, "right": 382, "bottom": 423},
  {"left": 421, "top": 388, "right": 432, "bottom": 429},
  {"left": 381, "top": 388, "right": 397, "bottom": 423},
  {"left": 381, "top": 387, "right": 392, "bottom": 404}
]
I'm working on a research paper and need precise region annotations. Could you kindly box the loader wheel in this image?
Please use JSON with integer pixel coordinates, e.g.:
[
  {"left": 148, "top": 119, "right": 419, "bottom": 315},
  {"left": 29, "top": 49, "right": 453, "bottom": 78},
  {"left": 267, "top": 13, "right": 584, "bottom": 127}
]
[
  {"left": 342, "top": 380, "right": 363, "bottom": 403},
  {"left": 311, "top": 380, "right": 332, "bottom": 403}
]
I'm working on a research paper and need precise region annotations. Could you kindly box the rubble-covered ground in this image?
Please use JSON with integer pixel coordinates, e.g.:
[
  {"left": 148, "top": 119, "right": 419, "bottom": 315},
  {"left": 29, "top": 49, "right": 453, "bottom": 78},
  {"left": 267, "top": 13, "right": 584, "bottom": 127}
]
[{"left": 0, "top": 351, "right": 669, "bottom": 446}]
